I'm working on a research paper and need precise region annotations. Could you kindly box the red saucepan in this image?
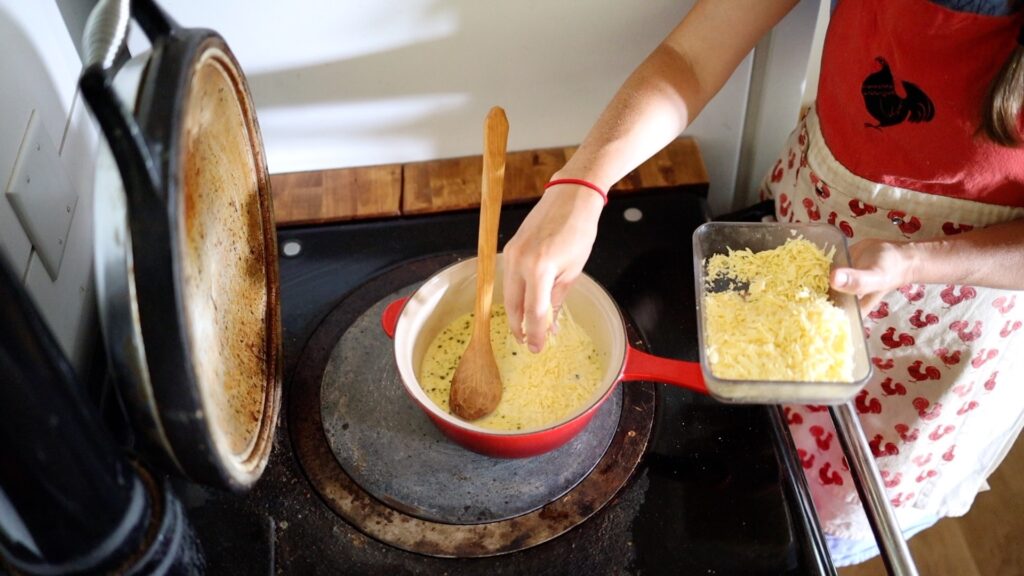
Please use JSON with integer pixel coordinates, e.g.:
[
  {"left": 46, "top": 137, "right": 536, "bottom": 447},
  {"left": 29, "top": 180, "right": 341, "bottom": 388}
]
[{"left": 382, "top": 254, "right": 708, "bottom": 458}]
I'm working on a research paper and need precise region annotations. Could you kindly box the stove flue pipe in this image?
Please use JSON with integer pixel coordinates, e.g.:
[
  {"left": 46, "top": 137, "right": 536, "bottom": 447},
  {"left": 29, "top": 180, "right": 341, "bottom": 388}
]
[{"left": 0, "top": 255, "right": 201, "bottom": 575}]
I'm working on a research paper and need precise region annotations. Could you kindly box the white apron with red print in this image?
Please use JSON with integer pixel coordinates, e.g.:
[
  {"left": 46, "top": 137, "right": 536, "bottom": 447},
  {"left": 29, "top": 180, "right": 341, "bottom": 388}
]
[{"left": 761, "top": 106, "right": 1024, "bottom": 540}]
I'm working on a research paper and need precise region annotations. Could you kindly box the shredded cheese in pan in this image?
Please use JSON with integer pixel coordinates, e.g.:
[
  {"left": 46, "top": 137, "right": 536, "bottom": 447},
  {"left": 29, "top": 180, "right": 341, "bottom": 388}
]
[
  {"left": 419, "top": 305, "right": 604, "bottom": 431},
  {"left": 703, "top": 237, "right": 853, "bottom": 382}
]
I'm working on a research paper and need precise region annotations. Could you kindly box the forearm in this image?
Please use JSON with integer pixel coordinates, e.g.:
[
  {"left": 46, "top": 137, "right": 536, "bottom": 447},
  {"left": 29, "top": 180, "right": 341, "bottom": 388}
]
[
  {"left": 554, "top": 0, "right": 798, "bottom": 190},
  {"left": 902, "top": 218, "right": 1024, "bottom": 289},
  {"left": 553, "top": 44, "right": 700, "bottom": 190}
]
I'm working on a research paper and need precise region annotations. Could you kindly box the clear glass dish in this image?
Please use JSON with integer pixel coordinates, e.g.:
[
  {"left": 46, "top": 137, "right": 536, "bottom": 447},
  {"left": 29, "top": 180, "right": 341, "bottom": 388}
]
[{"left": 692, "top": 222, "right": 872, "bottom": 404}]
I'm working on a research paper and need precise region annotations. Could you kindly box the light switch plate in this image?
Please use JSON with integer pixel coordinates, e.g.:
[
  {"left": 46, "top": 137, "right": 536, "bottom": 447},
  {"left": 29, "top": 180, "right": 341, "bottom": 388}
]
[{"left": 6, "top": 109, "right": 78, "bottom": 280}]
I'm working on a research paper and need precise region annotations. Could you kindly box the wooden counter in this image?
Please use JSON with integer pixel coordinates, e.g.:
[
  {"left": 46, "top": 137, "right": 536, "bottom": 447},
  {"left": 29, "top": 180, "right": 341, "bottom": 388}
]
[{"left": 269, "top": 137, "right": 709, "bottom": 227}]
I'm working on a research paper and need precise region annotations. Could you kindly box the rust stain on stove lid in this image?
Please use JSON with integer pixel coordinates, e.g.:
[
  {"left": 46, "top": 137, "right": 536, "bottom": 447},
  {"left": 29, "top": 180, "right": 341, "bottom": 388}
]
[{"left": 177, "top": 45, "right": 280, "bottom": 479}]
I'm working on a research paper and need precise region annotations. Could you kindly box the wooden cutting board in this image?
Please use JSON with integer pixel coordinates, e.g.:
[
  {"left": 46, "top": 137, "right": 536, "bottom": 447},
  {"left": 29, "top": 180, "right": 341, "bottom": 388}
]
[{"left": 270, "top": 137, "right": 708, "bottom": 226}]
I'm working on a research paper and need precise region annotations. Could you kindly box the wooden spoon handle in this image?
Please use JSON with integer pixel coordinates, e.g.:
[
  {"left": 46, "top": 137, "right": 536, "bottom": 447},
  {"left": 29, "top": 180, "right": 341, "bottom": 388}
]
[{"left": 474, "top": 107, "right": 508, "bottom": 337}]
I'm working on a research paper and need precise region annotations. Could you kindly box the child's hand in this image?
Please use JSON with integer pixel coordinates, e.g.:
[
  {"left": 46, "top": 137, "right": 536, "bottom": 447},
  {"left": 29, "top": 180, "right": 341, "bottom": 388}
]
[{"left": 502, "top": 184, "right": 604, "bottom": 352}]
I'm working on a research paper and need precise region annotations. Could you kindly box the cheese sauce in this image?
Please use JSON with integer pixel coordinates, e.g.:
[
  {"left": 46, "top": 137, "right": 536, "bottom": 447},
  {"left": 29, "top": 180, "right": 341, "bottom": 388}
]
[{"left": 419, "top": 305, "right": 604, "bottom": 431}]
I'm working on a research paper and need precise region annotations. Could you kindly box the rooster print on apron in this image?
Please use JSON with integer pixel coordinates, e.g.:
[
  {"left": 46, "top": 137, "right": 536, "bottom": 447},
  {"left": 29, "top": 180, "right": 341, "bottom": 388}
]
[{"left": 760, "top": 0, "right": 1024, "bottom": 539}]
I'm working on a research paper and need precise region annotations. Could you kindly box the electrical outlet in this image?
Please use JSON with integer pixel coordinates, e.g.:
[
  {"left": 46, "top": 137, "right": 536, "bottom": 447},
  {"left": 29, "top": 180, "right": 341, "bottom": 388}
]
[{"left": 5, "top": 109, "right": 78, "bottom": 281}]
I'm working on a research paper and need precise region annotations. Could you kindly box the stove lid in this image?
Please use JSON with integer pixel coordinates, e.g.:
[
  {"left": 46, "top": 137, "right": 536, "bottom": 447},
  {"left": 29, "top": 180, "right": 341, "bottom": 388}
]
[{"left": 81, "top": 0, "right": 281, "bottom": 492}]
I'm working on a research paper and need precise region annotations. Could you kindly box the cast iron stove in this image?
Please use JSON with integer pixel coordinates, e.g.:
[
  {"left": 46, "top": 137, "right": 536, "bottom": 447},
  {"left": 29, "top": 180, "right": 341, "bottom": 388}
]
[{"left": 173, "top": 187, "right": 835, "bottom": 575}]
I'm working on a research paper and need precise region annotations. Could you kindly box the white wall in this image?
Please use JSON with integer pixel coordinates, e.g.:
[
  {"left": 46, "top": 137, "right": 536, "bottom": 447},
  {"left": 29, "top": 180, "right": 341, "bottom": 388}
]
[
  {"left": 151, "top": 0, "right": 819, "bottom": 215},
  {"left": 736, "top": 0, "right": 823, "bottom": 210},
  {"left": 0, "top": 0, "right": 98, "bottom": 373},
  {"left": 0, "top": 1, "right": 821, "bottom": 370}
]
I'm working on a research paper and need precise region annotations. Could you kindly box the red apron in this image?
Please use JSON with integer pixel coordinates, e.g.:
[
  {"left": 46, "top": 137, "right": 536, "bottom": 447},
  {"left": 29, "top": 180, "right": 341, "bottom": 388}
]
[
  {"left": 816, "top": 0, "right": 1024, "bottom": 207},
  {"left": 761, "top": 0, "right": 1024, "bottom": 552}
]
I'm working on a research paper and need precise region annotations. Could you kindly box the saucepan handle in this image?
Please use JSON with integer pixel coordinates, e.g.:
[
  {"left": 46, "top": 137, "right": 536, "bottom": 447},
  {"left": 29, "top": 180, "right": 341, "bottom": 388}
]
[
  {"left": 382, "top": 297, "right": 409, "bottom": 339},
  {"left": 622, "top": 346, "right": 708, "bottom": 395}
]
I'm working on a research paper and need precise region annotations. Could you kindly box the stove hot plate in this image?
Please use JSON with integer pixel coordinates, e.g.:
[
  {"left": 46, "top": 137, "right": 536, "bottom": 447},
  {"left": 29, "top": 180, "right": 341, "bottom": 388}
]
[{"left": 289, "top": 253, "right": 655, "bottom": 557}]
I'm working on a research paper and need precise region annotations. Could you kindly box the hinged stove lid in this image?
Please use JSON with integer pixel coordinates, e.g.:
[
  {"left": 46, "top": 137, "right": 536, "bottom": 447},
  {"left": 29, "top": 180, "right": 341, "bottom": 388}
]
[{"left": 82, "top": 0, "right": 281, "bottom": 492}]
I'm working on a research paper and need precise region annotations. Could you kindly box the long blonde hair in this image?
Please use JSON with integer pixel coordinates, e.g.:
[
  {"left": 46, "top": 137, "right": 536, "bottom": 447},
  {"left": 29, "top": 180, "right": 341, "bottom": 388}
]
[{"left": 981, "top": 23, "right": 1024, "bottom": 146}]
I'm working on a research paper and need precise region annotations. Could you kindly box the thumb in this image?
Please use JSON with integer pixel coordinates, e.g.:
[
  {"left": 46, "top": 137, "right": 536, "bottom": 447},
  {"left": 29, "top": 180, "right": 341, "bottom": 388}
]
[{"left": 831, "top": 267, "right": 886, "bottom": 296}]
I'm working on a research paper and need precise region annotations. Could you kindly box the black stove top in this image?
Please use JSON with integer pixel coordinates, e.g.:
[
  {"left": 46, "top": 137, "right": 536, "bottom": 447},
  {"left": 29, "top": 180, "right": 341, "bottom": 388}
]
[{"left": 173, "top": 187, "right": 835, "bottom": 575}]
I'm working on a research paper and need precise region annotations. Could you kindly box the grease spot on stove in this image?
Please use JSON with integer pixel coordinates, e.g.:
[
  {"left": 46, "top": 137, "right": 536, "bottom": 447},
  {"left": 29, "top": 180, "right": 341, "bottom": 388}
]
[
  {"left": 281, "top": 239, "right": 302, "bottom": 257},
  {"left": 623, "top": 207, "right": 643, "bottom": 222}
]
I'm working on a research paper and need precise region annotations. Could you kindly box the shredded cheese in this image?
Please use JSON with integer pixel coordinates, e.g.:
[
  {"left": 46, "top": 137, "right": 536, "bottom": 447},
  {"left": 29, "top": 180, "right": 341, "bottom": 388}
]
[
  {"left": 419, "top": 305, "right": 604, "bottom": 431},
  {"left": 703, "top": 237, "right": 853, "bottom": 382}
]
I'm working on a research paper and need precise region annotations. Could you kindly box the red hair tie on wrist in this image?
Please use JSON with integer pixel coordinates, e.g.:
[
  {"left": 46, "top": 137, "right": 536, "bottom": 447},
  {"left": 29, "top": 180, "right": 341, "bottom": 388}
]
[{"left": 544, "top": 178, "right": 608, "bottom": 205}]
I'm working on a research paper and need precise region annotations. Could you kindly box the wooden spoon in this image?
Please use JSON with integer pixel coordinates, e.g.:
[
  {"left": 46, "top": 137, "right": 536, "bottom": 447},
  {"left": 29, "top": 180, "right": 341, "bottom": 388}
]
[{"left": 449, "top": 107, "right": 509, "bottom": 421}]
